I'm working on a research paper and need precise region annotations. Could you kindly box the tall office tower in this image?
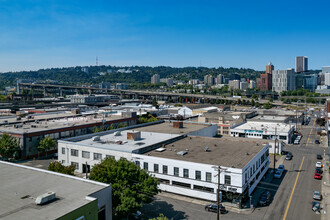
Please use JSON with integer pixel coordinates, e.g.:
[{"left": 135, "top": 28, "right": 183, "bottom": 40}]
[
  {"left": 260, "top": 62, "right": 273, "bottom": 91},
  {"left": 204, "top": 75, "right": 215, "bottom": 85},
  {"left": 266, "top": 61, "right": 274, "bottom": 74},
  {"left": 151, "top": 74, "right": 160, "bottom": 84},
  {"left": 217, "top": 74, "right": 224, "bottom": 84},
  {"left": 296, "top": 56, "right": 308, "bottom": 73},
  {"left": 272, "top": 68, "right": 296, "bottom": 92}
]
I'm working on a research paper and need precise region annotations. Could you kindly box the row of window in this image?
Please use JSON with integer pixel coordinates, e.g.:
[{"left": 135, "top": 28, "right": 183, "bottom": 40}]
[
  {"left": 137, "top": 161, "right": 231, "bottom": 184},
  {"left": 62, "top": 148, "right": 104, "bottom": 160}
]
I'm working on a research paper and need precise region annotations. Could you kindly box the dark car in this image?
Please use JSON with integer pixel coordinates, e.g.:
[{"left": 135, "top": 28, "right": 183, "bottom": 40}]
[
  {"left": 286, "top": 154, "right": 292, "bottom": 160},
  {"left": 316, "top": 167, "right": 323, "bottom": 174},
  {"left": 281, "top": 151, "right": 289, "bottom": 155},
  {"left": 205, "top": 204, "right": 227, "bottom": 214},
  {"left": 317, "top": 154, "right": 322, "bottom": 160},
  {"left": 312, "top": 201, "right": 321, "bottom": 212},
  {"left": 259, "top": 191, "right": 271, "bottom": 206},
  {"left": 315, "top": 140, "right": 320, "bottom": 144}
]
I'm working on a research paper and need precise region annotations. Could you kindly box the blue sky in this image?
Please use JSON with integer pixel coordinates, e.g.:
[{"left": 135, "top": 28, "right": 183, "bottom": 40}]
[{"left": 0, "top": 0, "right": 329, "bottom": 72}]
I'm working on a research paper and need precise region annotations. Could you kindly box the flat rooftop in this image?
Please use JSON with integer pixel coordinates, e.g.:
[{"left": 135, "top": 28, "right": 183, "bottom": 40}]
[
  {"left": 144, "top": 136, "right": 268, "bottom": 168},
  {"left": 0, "top": 114, "right": 126, "bottom": 134},
  {"left": 135, "top": 121, "right": 211, "bottom": 135},
  {"left": 232, "top": 121, "right": 293, "bottom": 133},
  {"left": 0, "top": 161, "right": 108, "bottom": 220},
  {"left": 249, "top": 115, "right": 288, "bottom": 122},
  {"left": 68, "top": 130, "right": 180, "bottom": 153}
]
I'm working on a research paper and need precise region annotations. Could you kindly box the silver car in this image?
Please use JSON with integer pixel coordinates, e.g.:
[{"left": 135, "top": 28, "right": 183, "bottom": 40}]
[{"left": 313, "top": 191, "right": 322, "bottom": 201}]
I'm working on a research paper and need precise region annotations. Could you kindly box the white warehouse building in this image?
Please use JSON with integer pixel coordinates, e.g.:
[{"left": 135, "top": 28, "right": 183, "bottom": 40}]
[{"left": 230, "top": 121, "right": 295, "bottom": 144}]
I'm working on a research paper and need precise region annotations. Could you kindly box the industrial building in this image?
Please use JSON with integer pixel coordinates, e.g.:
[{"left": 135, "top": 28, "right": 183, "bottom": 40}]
[
  {"left": 0, "top": 112, "right": 137, "bottom": 159},
  {"left": 0, "top": 161, "right": 112, "bottom": 220},
  {"left": 70, "top": 94, "right": 119, "bottom": 104},
  {"left": 230, "top": 121, "right": 295, "bottom": 144},
  {"left": 57, "top": 120, "right": 270, "bottom": 208}
]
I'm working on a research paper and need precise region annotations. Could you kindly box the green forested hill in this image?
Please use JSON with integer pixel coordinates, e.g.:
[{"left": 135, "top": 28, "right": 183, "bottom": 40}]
[{"left": 0, "top": 65, "right": 320, "bottom": 89}]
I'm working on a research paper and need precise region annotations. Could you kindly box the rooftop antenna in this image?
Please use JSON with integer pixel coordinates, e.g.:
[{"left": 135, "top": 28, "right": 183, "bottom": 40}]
[{"left": 96, "top": 56, "right": 98, "bottom": 66}]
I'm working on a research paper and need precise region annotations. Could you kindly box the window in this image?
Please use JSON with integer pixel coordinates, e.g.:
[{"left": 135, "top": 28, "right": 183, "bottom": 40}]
[
  {"left": 135, "top": 161, "right": 140, "bottom": 167},
  {"left": 93, "top": 153, "right": 102, "bottom": 160},
  {"left": 163, "top": 165, "right": 168, "bottom": 174},
  {"left": 154, "top": 164, "right": 159, "bottom": 173},
  {"left": 225, "top": 175, "right": 231, "bottom": 185},
  {"left": 61, "top": 147, "right": 65, "bottom": 154},
  {"left": 183, "top": 169, "right": 189, "bottom": 178},
  {"left": 143, "top": 162, "right": 148, "bottom": 171},
  {"left": 106, "top": 155, "right": 115, "bottom": 159},
  {"left": 172, "top": 181, "right": 191, "bottom": 188},
  {"left": 174, "top": 167, "right": 179, "bottom": 176},
  {"left": 71, "top": 162, "right": 79, "bottom": 170},
  {"left": 82, "top": 151, "right": 90, "bottom": 159},
  {"left": 29, "top": 137, "right": 32, "bottom": 142},
  {"left": 71, "top": 149, "right": 78, "bottom": 157},
  {"left": 158, "top": 178, "right": 170, "bottom": 184},
  {"left": 245, "top": 173, "right": 248, "bottom": 183},
  {"left": 195, "top": 171, "right": 201, "bottom": 180},
  {"left": 206, "top": 172, "right": 212, "bottom": 182},
  {"left": 193, "top": 185, "right": 214, "bottom": 193}
]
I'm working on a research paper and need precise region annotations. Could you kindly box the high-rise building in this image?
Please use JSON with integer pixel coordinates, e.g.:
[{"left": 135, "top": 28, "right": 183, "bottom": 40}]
[
  {"left": 229, "top": 73, "right": 241, "bottom": 80},
  {"left": 204, "top": 75, "right": 215, "bottom": 85},
  {"left": 304, "top": 74, "right": 318, "bottom": 92},
  {"left": 249, "top": 80, "right": 256, "bottom": 89},
  {"left": 266, "top": 61, "right": 274, "bottom": 74},
  {"left": 296, "top": 56, "right": 308, "bottom": 73},
  {"left": 260, "top": 62, "right": 273, "bottom": 91},
  {"left": 272, "top": 68, "right": 296, "bottom": 92},
  {"left": 240, "top": 81, "right": 248, "bottom": 90},
  {"left": 228, "top": 80, "right": 240, "bottom": 90},
  {"left": 217, "top": 74, "right": 224, "bottom": 84},
  {"left": 151, "top": 74, "right": 160, "bottom": 84},
  {"left": 256, "top": 78, "right": 261, "bottom": 90}
]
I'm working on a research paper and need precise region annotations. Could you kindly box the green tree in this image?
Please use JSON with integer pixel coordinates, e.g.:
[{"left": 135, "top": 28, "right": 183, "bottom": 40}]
[
  {"left": 251, "top": 99, "right": 256, "bottom": 106},
  {"left": 89, "top": 157, "right": 160, "bottom": 219},
  {"left": 149, "top": 214, "right": 170, "bottom": 220},
  {"left": 38, "top": 136, "right": 57, "bottom": 156},
  {"left": 48, "top": 161, "right": 75, "bottom": 175},
  {"left": 117, "top": 123, "right": 127, "bottom": 128},
  {"left": 152, "top": 98, "right": 159, "bottom": 108},
  {"left": 252, "top": 94, "right": 258, "bottom": 100},
  {"left": 0, "top": 133, "right": 20, "bottom": 159}
]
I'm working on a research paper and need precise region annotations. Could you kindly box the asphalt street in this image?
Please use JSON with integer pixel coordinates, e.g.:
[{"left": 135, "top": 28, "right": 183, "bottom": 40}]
[{"left": 142, "top": 115, "right": 325, "bottom": 220}]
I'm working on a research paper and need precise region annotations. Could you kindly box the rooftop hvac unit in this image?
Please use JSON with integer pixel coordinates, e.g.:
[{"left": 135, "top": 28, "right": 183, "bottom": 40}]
[
  {"left": 92, "top": 136, "right": 101, "bottom": 142},
  {"left": 114, "top": 131, "right": 121, "bottom": 136},
  {"left": 35, "top": 192, "right": 56, "bottom": 205}
]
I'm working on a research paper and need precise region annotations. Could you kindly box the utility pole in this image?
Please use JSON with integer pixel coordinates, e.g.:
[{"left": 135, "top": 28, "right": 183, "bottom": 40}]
[
  {"left": 217, "top": 167, "right": 220, "bottom": 220},
  {"left": 212, "top": 165, "right": 227, "bottom": 220},
  {"left": 273, "top": 127, "right": 277, "bottom": 176}
]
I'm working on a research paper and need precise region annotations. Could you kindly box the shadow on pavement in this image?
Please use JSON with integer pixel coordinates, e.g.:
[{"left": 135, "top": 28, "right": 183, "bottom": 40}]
[
  {"left": 141, "top": 198, "right": 188, "bottom": 220},
  {"left": 250, "top": 169, "right": 288, "bottom": 209}
]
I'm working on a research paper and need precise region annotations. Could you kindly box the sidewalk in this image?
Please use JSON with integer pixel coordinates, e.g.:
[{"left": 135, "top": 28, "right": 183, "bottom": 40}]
[{"left": 321, "top": 135, "right": 329, "bottom": 220}]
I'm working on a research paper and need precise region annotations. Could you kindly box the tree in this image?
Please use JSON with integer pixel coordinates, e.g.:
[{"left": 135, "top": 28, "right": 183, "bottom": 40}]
[
  {"left": 252, "top": 94, "right": 258, "bottom": 100},
  {"left": 251, "top": 99, "right": 256, "bottom": 107},
  {"left": 38, "top": 136, "right": 57, "bottom": 156},
  {"left": 152, "top": 98, "right": 159, "bottom": 108},
  {"left": 48, "top": 161, "right": 75, "bottom": 175},
  {"left": 0, "top": 133, "right": 20, "bottom": 159},
  {"left": 89, "top": 157, "right": 160, "bottom": 219},
  {"left": 149, "top": 214, "right": 170, "bottom": 220}
]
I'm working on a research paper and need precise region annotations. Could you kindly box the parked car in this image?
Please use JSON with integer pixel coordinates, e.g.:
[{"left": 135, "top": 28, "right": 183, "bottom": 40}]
[
  {"left": 313, "top": 191, "right": 322, "bottom": 201},
  {"left": 281, "top": 151, "right": 289, "bottom": 155},
  {"left": 316, "top": 162, "right": 323, "bottom": 168},
  {"left": 315, "top": 140, "right": 320, "bottom": 144},
  {"left": 278, "top": 165, "right": 285, "bottom": 172},
  {"left": 317, "top": 154, "right": 322, "bottom": 160},
  {"left": 259, "top": 191, "right": 271, "bottom": 206},
  {"left": 286, "top": 154, "right": 293, "bottom": 160},
  {"left": 274, "top": 170, "right": 282, "bottom": 179},
  {"left": 315, "top": 167, "right": 323, "bottom": 174},
  {"left": 312, "top": 201, "right": 321, "bottom": 212},
  {"left": 205, "top": 204, "right": 227, "bottom": 214},
  {"left": 314, "top": 173, "right": 322, "bottom": 180}
]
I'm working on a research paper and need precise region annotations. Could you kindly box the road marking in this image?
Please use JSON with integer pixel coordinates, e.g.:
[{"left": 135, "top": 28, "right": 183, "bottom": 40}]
[
  {"left": 306, "top": 119, "right": 316, "bottom": 147},
  {"left": 282, "top": 156, "right": 305, "bottom": 220}
]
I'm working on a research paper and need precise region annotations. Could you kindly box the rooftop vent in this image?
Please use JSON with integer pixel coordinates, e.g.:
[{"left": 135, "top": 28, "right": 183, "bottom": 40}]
[
  {"left": 35, "top": 192, "right": 56, "bottom": 205},
  {"left": 127, "top": 131, "right": 141, "bottom": 141},
  {"left": 92, "top": 136, "right": 101, "bottom": 142},
  {"left": 173, "top": 121, "right": 183, "bottom": 128},
  {"left": 156, "top": 147, "right": 166, "bottom": 152},
  {"left": 177, "top": 151, "right": 187, "bottom": 156},
  {"left": 204, "top": 146, "right": 210, "bottom": 152},
  {"left": 114, "top": 131, "right": 121, "bottom": 136}
]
